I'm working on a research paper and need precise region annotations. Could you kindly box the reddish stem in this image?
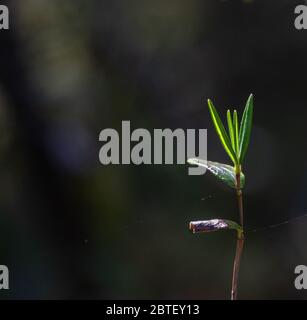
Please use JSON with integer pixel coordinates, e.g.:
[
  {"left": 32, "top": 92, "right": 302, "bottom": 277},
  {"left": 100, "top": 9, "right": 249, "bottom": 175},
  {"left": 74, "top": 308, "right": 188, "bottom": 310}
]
[
  {"left": 230, "top": 170, "right": 245, "bottom": 300},
  {"left": 231, "top": 235, "right": 244, "bottom": 300}
]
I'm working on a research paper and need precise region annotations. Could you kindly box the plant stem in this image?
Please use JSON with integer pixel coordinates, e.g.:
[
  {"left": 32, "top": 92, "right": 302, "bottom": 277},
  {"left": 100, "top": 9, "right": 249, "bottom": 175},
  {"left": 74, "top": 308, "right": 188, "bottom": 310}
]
[
  {"left": 231, "top": 234, "right": 244, "bottom": 300},
  {"left": 237, "top": 189, "right": 244, "bottom": 228},
  {"left": 230, "top": 170, "right": 245, "bottom": 300}
]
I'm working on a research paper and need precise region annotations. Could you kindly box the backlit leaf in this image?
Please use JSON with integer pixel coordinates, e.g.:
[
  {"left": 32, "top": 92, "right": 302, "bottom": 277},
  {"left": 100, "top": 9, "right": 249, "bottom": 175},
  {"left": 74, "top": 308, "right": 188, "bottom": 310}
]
[
  {"left": 227, "top": 110, "right": 236, "bottom": 153},
  {"left": 188, "top": 158, "right": 245, "bottom": 189},
  {"left": 207, "top": 99, "right": 238, "bottom": 165},
  {"left": 233, "top": 110, "right": 239, "bottom": 155},
  {"left": 239, "top": 94, "right": 253, "bottom": 163}
]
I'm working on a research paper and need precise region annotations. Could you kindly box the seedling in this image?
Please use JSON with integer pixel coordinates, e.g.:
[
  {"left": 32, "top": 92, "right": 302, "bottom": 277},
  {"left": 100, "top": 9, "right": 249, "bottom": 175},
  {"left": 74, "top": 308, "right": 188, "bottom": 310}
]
[{"left": 188, "top": 94, "right": 253, "bottom": 300}]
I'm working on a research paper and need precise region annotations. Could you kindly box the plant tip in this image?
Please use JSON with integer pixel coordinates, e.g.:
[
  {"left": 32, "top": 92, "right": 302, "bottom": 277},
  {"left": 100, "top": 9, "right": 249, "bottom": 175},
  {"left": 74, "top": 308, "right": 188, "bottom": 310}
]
[
  {"left": 187, "top": 158, "right": 198, "bottom": 165},
  {"left": 189, "top": 222, "right": 194, "bottom": 233}
]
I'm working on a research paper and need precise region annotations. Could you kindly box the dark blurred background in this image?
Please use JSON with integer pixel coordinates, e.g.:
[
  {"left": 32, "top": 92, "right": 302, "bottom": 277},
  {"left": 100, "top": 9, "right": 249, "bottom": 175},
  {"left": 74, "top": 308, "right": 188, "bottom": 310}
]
[{"left": 0, "top": 0, "right": 307, "bottom": 299}]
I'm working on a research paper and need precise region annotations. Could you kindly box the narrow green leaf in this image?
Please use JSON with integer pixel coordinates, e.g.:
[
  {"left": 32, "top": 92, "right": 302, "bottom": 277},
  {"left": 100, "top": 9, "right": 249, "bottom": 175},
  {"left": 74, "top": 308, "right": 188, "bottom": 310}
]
[
  {"left": 227, "top": 110, "right": 235, "bottom": 153},
  {"left": 233, "top": 110, "right": 239, "bottom": 155},
  {"left": 239, "top": 94, "right": 253, "bottom": 163},
  {"left": 189, "top": 219, "right": 242, "bottom": 234},
  {"left": 207, "top": 99, "right": 238, "bottom": 165},
  {"left": 187, "top": 158, "right": 245, "bottom": 189}
]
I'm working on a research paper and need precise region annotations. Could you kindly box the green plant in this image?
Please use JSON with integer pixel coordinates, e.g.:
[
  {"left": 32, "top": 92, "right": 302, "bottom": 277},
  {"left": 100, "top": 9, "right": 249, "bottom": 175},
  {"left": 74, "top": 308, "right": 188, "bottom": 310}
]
[{"left": 188, "top": 94, "right": 253, "bottom": 300}]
